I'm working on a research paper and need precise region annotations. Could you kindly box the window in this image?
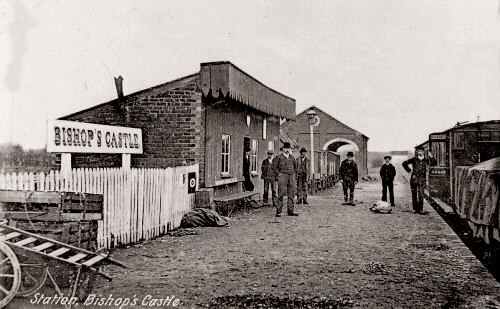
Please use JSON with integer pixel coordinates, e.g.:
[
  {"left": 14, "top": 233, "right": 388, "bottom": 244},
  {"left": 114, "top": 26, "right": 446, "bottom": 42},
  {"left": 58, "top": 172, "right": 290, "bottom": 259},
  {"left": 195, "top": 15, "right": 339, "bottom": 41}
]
[
  {"left": 454, "top": 132, "right": 464, "bottom": 149},
  {"left": 251, "top": 139, "right": 258, "bottom": 173},
  {"left": 268, "top": 141, "right": 275, "bottom": 152},
  {"left": 480, "top": 131, "right": 491, "bottom": 140},
  {"left": 263, "top": 119, "right": 267, "bottom": 140},
  {"left": 221, "top": 134, "right": 231, "bottom": 174},
  {"left": 431, "top": 141, "right": 447, "bottom": 167}
]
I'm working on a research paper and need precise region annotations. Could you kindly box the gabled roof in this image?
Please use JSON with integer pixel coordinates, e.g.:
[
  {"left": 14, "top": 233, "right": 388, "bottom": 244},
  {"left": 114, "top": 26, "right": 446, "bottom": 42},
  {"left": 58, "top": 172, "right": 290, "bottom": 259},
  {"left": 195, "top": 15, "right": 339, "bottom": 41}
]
[
  {"left": 60, "top": 62, "right": 296, "bottom": 121},
  {"left": 59, "top": 73, "right": 199, "bottom": 120},
  {"left": 200, "top": 61, "right": 296, "bottom": 120},
  {"left": 295, "top": 105, "right": 369, "bottom": 139}
]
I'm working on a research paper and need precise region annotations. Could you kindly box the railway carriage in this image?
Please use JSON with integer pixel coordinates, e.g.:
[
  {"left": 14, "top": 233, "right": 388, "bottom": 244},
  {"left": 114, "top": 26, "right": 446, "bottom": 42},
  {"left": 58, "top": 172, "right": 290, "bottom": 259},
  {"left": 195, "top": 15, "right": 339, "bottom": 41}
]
[{"left": 422, "top": 120, "right": 500, "bottom": 204}]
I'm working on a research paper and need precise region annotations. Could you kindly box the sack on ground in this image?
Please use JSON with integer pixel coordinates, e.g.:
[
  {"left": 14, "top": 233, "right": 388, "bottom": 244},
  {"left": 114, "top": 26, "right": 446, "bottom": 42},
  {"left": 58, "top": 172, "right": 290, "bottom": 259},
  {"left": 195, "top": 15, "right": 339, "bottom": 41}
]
[
  {"left": 369, "top": 201, "right": 392, "bottom": 214},
  {"left": 180, "top": 208, "right": 228, "bottom": 228}
]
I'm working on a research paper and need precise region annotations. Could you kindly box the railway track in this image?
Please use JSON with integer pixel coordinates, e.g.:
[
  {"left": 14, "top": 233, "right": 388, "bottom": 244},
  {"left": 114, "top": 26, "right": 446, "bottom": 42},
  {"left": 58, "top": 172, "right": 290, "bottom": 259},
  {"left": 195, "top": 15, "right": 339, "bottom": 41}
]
[{"left": 392, "top": 158, "right": 500, "bottom": 282}]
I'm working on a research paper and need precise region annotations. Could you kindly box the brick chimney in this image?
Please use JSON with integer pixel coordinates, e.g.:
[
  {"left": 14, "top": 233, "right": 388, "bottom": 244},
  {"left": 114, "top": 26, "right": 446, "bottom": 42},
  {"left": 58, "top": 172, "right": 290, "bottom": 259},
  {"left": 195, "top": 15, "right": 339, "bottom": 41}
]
[{"left": 114, "top": 75, "right": 124, "bottom": 99}]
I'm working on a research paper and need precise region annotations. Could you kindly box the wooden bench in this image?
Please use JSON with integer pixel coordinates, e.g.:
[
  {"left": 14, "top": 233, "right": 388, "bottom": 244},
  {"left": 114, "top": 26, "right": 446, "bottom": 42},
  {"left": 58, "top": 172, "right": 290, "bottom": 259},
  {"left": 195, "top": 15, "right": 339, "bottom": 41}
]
[{"left": 213, "top": 191, "right": 259, "bottom": 216}]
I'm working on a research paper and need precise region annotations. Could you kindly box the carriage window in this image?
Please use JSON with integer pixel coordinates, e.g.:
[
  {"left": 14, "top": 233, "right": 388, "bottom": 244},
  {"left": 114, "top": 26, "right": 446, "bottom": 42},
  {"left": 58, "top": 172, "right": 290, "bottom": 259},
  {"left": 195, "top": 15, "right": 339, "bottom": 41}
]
[
  {"left": 491, "top": 131, "right": 500, "bottom": 141},
  {"left": 432, "top": 142, "right": 447, "bottom": 167},
  {"left": 480, "top": 131, "right": 491, "bottom": 140},
  {"left": 454, "top": 132, "right": 464, "bottom": 149},
  {"left": 251, "top": 139, "right": 258, "bottom": 173},
  {"left": 221, "top": 134, "right": 231, "bottom": 174}
]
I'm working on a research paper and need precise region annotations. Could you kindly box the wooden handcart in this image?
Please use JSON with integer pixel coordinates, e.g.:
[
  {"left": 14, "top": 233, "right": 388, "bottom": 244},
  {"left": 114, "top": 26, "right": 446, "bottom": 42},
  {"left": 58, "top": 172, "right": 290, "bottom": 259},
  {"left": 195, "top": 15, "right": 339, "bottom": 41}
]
[{"left": 0, "top": 219, "right": 127, "bottom": 309}]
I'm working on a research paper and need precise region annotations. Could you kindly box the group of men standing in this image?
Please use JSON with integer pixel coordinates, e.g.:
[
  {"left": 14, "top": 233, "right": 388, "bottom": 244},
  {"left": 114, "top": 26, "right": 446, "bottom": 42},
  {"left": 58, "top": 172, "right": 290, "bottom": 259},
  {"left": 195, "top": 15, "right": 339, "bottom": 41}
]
[
  {"left": 260, "top": 142, "right": 309, "bottom": 217},
  {"left": 249, "top": 141, "right": 433, "bottom": 217}
]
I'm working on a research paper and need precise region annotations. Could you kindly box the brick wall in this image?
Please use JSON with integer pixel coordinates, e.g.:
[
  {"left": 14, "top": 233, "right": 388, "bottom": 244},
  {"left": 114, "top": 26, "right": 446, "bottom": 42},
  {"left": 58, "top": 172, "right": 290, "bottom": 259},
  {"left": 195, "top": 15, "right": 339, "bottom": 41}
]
[{"left": 60, "top": 74, "right": 207, "bottom": 186}]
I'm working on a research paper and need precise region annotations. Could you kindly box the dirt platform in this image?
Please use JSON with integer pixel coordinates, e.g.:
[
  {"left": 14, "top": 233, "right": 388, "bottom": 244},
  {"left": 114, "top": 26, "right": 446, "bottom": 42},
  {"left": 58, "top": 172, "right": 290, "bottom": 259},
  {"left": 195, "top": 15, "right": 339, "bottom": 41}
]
[{"left": 9, "top": 174, "right": 500, "bottom": 308}]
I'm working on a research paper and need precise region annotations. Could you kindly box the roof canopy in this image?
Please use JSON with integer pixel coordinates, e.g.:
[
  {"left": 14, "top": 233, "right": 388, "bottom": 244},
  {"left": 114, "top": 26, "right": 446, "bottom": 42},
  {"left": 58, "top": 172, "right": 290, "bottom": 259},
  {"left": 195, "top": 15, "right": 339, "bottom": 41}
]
[{"left": 200, "top": 62, "right": 296, "bottom": 120}]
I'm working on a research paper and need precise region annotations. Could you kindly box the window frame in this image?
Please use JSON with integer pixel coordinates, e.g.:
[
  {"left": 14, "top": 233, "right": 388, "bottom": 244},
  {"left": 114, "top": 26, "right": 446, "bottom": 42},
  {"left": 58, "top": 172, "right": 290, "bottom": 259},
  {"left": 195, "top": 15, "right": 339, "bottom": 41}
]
[
  {"left": 267, "top": 140, "right": 275, "bottom": 152},
  {"left": 431, "top": 141, "right": 447, "bottom": 167},
  {"left": 454, "top": 132, "right": 465, "bottom": 149},
  {"left": 251, "top": 139, "right": 258, "bottom": 175},
  {"left": 263, "top": 119, "right": 267, "bottom": 140},
  {"left": 221, "top": 134, "right": 231, "bottom": 176}
]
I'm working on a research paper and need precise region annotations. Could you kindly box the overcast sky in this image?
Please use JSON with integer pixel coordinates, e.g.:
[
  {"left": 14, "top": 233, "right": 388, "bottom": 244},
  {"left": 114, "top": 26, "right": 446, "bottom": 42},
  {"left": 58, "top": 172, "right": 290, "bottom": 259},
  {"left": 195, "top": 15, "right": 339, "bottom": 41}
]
[{"left": 1, "top": 0, "right": 499, "bottom": 152}]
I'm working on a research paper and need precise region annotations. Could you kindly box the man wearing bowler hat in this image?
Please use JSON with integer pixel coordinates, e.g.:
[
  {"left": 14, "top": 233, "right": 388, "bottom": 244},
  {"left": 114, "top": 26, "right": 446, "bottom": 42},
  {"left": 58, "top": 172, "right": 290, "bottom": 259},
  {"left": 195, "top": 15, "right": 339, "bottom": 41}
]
[
  {"left": 339, "top": 151, "right": 358, "bottom": 205},
  {"left": 380, "top": 155, "right": 396, "bottom": 206},
  {"left": 272, "top": 142, "right": 298, "bottom": 217},
  {"left": 296, "top": 147, "right": 310, "bottom": 204},
  {"left": 261, "top": 149, "right": 277, "bottom": 206}
]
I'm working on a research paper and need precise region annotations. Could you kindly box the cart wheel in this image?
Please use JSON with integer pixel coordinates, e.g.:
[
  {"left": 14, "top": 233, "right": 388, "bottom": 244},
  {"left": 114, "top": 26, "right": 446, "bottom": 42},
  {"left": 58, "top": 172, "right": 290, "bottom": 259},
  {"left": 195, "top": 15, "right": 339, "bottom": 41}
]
[
  {"left": 0, "top": 242, "right": 21, "bottom": 308},
  {"left": 17, "top": 262, "right": 48, "bottom": 297}
]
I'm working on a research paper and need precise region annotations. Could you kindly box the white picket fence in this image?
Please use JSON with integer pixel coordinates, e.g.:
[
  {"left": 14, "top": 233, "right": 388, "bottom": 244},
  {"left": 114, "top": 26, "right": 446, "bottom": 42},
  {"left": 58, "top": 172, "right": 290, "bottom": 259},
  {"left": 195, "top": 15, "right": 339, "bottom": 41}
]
[{"left": 0, "top": 165, "right": 198, "bottom": 250}]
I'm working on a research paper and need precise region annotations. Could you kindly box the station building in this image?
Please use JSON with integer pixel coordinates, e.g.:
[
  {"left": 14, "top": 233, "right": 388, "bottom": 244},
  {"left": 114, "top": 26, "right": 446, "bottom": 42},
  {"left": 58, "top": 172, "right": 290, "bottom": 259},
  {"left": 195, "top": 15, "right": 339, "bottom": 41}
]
[{"left": 58, "top": 61, "right": 296, "bottom": 199}]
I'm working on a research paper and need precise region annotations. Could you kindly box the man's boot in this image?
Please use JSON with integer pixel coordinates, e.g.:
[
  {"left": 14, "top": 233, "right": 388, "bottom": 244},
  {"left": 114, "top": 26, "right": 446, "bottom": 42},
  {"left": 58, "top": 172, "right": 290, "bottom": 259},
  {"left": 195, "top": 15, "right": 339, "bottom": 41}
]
[
  {"left": 303, "top": 198, "right": 309, "bottom": 205},
  {"left": 349, "top": 192, "right": 355, "bottom": 206}
]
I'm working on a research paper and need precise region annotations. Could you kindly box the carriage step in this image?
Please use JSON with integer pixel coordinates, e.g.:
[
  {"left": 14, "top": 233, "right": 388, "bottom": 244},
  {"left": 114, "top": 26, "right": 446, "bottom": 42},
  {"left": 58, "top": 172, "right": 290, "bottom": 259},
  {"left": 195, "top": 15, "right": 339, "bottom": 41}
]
[
  {"left": 32, "top": 242, "right": 54, "bottom": 252},
  {"left": 66, "top": 253, "right": 87, "bottom": 263},
  {"left": 14, "top": 237, "right": 37, "bottom": 246},
  {"left": 0, "top": 232, "right": 21, "bottom": 241},
  {"left": 48, "top": 248, "right": 70, "bottom": 257},
  {"left": 82, "top": 255, "right": 106, "bottom": 267}
]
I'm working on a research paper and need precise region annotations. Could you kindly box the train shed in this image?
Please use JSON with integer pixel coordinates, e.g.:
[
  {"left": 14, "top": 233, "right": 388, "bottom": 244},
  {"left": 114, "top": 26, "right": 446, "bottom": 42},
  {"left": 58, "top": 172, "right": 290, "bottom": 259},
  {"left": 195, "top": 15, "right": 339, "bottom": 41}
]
[{"left": 281, "top": 105, "right": 369, "bottom": 176}]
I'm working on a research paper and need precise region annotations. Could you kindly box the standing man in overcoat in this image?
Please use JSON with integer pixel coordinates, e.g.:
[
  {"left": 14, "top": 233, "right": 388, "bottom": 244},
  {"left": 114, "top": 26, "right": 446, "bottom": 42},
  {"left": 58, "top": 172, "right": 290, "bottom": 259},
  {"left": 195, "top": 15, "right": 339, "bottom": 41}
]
[
  {"left": 339, "top": 151, "right": 358, "bottom": 205},
  {"left": 296, "top": 148, "right": 310, "bottom": 204},
  {"left": 402, "top": 147, "right": 434, "bottom": 214},
  {"left": 380, "top": 155, "right": 397, "bottom": 206},
  {"left": 243, "top": 147, "right": 254, "bottom": 191},
  {"left": 261, "top": 150, "right": 277, "bottom": 206},
  {"left": 272, "top": 142, "right": 298, "bottom": 217}
]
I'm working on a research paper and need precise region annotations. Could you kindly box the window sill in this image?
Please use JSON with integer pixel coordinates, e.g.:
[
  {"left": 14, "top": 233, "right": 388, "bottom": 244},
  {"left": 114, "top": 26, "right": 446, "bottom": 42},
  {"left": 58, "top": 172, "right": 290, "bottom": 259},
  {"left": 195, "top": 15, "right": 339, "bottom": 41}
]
[
  {"left": 251, "top": 172, "right": 259, "bottom": 177},
  {"left": 220, "top": 173, "right": 233, "bottom": 179},
  {"left": 215, "top": 177, "right": 239, "bottom": 186}
]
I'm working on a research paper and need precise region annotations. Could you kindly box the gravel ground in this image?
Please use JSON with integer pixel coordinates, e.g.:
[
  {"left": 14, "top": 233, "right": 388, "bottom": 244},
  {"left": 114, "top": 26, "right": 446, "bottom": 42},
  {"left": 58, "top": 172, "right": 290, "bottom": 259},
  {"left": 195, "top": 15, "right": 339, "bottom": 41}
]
[{"left": 9, "top": 173, "right": 500, "bottom": 309}]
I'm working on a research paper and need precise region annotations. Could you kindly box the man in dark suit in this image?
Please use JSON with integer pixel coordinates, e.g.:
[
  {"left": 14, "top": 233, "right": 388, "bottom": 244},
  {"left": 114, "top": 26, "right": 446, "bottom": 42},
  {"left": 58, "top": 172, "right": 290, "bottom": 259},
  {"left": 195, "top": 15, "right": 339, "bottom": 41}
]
[
  {"left": 296, "top": 148, "right": 309, "bottom": 204},
  {"left": 272, "top": 142, "right": 298, "bottom": 217},
  {"left": 243, "top": 147, "right": 254, "bottom": 191},
  {"left": 261, "top": 150, "right": 277, "bottom": 206},
  {"left": 380, "top": 155, "right": 396, "bottom": 206},
  {"left": 339, "top": 151, "right": 358, "bottom": 205},
  {"left": 402, "top": 147, "right": 434, "bottom": 214}
]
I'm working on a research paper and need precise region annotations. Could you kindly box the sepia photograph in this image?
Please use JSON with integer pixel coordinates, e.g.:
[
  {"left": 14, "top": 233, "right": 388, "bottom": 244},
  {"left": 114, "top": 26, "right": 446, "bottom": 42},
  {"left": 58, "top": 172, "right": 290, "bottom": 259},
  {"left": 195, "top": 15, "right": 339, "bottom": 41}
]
[{"left": 0, "top": 1, "right": 500, "bottom": 308}]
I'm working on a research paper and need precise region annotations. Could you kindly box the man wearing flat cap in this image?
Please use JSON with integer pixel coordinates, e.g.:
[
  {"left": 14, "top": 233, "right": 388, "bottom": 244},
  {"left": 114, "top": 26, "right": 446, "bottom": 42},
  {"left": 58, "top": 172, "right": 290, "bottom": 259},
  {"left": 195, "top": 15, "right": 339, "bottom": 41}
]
[
  {"left": 272, "top": 142, "right": 298, "bottom": 216},
  {"left": 261, "top": 149, "right": 277, "bottom": 207},
  {"left": 380, "top": 155, "right": 396, "bottom": 206},
  {"left": 339, "top": 151, "right": 358, "bottom": 205},
  {"left": 402, "top": 147, "right": 435, "bottom": 214},
  {"left": 296, "top": 147, "right": 310, "bottom": 204}
]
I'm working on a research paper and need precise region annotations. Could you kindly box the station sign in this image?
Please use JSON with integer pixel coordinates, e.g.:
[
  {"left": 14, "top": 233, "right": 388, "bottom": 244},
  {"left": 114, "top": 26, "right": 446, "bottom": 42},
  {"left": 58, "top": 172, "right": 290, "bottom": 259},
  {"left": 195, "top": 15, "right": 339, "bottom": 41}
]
[{"left": 47, "top": 120, "right": 143, "bottom": 154}]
